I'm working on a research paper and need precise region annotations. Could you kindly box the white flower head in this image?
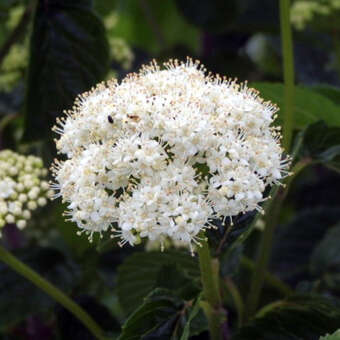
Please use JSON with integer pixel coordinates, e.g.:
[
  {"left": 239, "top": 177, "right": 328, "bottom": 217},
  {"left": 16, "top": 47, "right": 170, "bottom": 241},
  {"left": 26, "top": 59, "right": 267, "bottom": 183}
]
[
  {"left": 52, "top": 58, "right": 290, "bottom": 252},
  {"left": 0, "top": 150, "right": 51, "bottom": 234}
]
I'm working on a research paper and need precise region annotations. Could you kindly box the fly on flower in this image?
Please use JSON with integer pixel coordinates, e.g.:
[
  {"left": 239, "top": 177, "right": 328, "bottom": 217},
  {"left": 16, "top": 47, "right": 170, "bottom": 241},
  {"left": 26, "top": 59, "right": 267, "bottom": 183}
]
[
  {"left": 51, "top": 58, "right": 291, "bottom": 253},
  {"left": 108, "top": 115, "right": 114, "bottom": 124}
]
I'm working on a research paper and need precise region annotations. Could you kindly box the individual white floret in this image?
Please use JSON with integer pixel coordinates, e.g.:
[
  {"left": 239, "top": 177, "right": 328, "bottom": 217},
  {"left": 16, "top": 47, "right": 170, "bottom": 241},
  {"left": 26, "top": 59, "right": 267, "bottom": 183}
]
[
  {"left": 22, "top": 210, "right": 31, "bottom": 219},
  {"left": 17, "top": 220, "right": 26, "bottom": 230},
  {"left": 5, "top": 214, "right": 15, "bottom": 224},
  {"left": 27, "top": 201, "right": 37, "bottom": 210},
  {"left": 37, "top": 197, "right": 47, "bottom": 206},
  {"left": 18, "top": 193, "right": 27, "bottom": 203}
]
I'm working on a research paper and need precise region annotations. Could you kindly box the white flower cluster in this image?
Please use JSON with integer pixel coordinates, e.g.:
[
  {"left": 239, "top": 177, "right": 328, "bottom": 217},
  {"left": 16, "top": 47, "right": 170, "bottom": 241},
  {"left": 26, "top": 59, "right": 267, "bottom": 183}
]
[
  {"left": 291, "top": 0, "right": 340, "bottom": 30},
  {"left": 0, "top": 5, "right": 28, "bottom": 92},
  {"left": 104, "top": 11, "right": 134, "bottom": 71},
  {"left": 52, "top": 58, "right": 290, "bottom": 252},
  {"left": 109, "top": 37, "right": 134, "bottom": 70},
  {"left": 0, "top": 150, "right": 52, "bottom": 234}
]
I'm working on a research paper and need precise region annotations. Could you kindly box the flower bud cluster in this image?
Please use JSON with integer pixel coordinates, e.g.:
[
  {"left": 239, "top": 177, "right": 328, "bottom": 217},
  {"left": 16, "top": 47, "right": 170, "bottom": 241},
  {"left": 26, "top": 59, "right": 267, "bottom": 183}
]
[
  {"left": 52, "top": 58, "right": 290, "bottom": 252},
  {"left": 0, "top": 150, "right": 53, "bottom": 234},
  {"left": 104, "top": 11, "right": 134, "bottom": 71},
  {"left": 0, "top": 5, "right": 28, "bottom": 92},
  {"left": 109, "top": 37, "right": 134, "bottom": 70}
]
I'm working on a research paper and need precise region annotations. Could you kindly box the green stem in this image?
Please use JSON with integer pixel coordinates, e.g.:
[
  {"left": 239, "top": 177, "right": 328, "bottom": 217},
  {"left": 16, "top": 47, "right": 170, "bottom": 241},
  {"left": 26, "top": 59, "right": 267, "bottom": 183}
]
[
  {"left": 223, "top": 278, "right": 244, "bottom": 327},
  {"left": 0, "top": 245, "right": 108, "bottom": 340},
  {"left": 197, "top": 237, "right": 221, "bottom": 308},
  {"left": 255, "top": 300, "right": 287, "bottom": 319},
  {"left": 197, "top": 236, "right": 224, "bottom": 340},
  {"left": 245, "top": 160, "right": 309, "bottom": 320},
  {"left": 199, "top": 301, "right": 223, "bottom": 340},
  {"left": 280, "top": 0, "right": 295, "bottom": 151},
  {"left": 245, "top": 191, "right": 281, "bottom": 320},
  {"left": 245, "top": 0, "right": 297, "bottom": 320},
  {"left": 241, "top": 256, "right": 293, "bottom": 296}
]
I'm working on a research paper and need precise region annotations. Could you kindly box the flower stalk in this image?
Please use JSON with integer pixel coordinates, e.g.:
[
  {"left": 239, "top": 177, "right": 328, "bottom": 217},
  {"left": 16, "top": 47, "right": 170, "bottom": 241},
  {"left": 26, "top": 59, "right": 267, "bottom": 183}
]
[
  {"left": 245, "top": 0, "right": 297, "bottom": 319},
  {"left": 245, "top": 185, "right": 282, "bottom": 319},
  {"left": 280, "top": 0, "right": 295, "bottom": 151},
  {"left": 246, "top": 159, "right": 310, "bottom": 319},
  {"left": 197, "top": 236, "right": 225, "bottom": 340},
  {"left": 0, "top": 244, "right": 108, "bottom": 340},
  {"left": 241, "top": 256, "right": 293, "bottom": 297}
]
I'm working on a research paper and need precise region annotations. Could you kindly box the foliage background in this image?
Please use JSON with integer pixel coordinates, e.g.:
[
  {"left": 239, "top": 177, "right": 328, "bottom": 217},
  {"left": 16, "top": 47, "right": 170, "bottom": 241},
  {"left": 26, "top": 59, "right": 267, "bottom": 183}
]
[{"left": 1, "top": 0, "right": 340, "bottom": 339}]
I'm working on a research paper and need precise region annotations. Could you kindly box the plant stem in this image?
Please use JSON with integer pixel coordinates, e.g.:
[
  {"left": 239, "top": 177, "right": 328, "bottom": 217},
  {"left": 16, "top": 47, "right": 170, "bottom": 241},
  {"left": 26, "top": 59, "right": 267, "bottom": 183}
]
[
  {"left": 0, "top": 245, "right": 108, "bottom": 340},
  {"left": 280, "top": 0, "right": 295, "bottom": 151},
  {"left": 245, "top": 0, "right": 297, "bottom": 320},
  {"left": 223, "top": 278, "right": 244, "bottom": 327},
  {"left": 245, "top": 190, "right": 281, "bottom": 319},
  {"left": 241, "top": 256, "right": 293, "bottom": 296},
  {"left": 138, "top": 0, "right": 166, "bottom": 48},
  {"left": 245, "top": 160, "right": 309, "bottom": 319},
  {"left": 197, "top": 236, "right": 224, "bottom": 340}
]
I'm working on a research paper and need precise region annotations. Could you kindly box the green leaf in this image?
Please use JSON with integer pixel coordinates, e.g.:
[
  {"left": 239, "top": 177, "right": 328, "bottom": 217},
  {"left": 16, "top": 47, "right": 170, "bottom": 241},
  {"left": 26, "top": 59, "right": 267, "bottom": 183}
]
[
  {"left": 251, "top": 82, "right": 340, "bottom": 129},
  {"left": 118, "top": 288, "right": 206, "bottom": 340},
  {"left": 297, "top": 121, "right": 340, "bottom": 171},
  {"left": 309, "top": 223, "right": 340, "bottom": 295},
  {"left": 52, "top": 202, "right": 94, "bottom": 257},
  {"left": 117, "top": 250, "right": 200, "bottom": 315},
  {"left": 234, "top": 295, "right": 340, "bottom": 340},
  {"left": 310, "top": 224, "right": 340, "bottom": 277},
  {"left": 271, "top": 207, "right": 340, "bottom": 284},
  {"left": 320, "top": 329, "right": 340, "bottom": 340},
  {"left": 23, "top": 0, "right": 109, "bottom": 142},
  {"left": 180, "top": 294, "right": 203, "bottom": 340},
  {"left": 310, "top": 85, "right": 340, "bottom": 106},
  {"left": 0, "top": 247, "right": 79, "bottom": 331},
  {"left": 114, "top": 0, "right": 199, "bottom": 54}
]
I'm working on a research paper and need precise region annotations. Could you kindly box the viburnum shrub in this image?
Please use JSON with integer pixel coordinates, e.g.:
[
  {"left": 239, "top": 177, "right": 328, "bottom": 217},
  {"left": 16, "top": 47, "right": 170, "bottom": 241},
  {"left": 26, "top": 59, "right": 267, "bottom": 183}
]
[
  {"left": 51, "top": 58, "right": 290, "bottom": 252},
  {"left": 6, "top": 0, "right": 340, "bottom": 338}
]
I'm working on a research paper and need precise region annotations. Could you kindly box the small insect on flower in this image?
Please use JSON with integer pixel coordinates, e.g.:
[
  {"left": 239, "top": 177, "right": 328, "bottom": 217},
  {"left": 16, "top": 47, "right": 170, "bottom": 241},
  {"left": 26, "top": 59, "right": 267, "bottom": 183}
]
[
  {"left": 52, "top": 58, "right": 291, "bottom": 253},
  {"left": 127, "top": 114, "right": 140, "bottom": 122}
]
